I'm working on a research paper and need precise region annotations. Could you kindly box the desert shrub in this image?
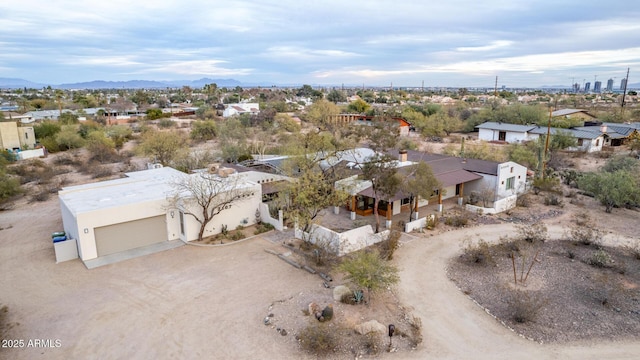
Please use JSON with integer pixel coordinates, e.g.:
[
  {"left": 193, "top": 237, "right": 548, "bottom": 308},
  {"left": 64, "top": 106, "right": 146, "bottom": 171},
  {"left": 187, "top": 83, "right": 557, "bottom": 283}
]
[
  {"left": 310, "top": 238, "right": 339, "bottom": 267},
  {"left": 445, "top": 212, "right": 469, "bottom": 227},
  {"left": 253, "top": 222, "right": 274, "bottom": 235},
  {"left": 297, "top": 323, "right": 340, "bottom": 356},
  {"left": 38, "top": 136, "right": 61, "bottom": 152},
  {"left": 506, "top": 288, "right": 546, "bottom": 323},
  {"left": 624, "top": 244, "right": 640, "bottom": 261},
  {"left": 340, "top": 292, "right": 356, "bottom": 305},
  {"left": 235, "top": 224, "right": 244, "bottom": 231},
  {"left": 0, "top": 173, "right": 21, "bottom": 202},
  {"left": 359, "top": 332, "right": 384, "bottom": 355},
  {"left": 29, "top": 187, "right": 51, "bottom": 202},
  {"left": 516, "top": 194, "right": 531, "bottom": 207},
  {"left": 8, "top": 159, "right": 55, "bottom": 184},
  {"left": 377, "top": 230, "right": 400, "bottom": 260},
  {"left": 462, "top": 239, "right": 494, "bottom": 266},
  {"left": 532, "top": 176, "right": 561, "bottom": 194},
  {"left": 567, "top": 212, "right": 603, "bottom": 246},
  {"left": 588, "top": 250, "right": 612, "bottom": 268},
  {"left": 543, "top": 194, "right": 563, "bottom": 206},
  {"left": 92, "top": 166, "right": 113, "bottom": 179},
  {"left": 157, "top": 118, "right": 175, "bottom": 128},
  {"left": 53, "top": 153, "right": 82, "bottom": 166},
  {"left": 516, "top": 222, "right": 548, "bottom": 243},
  {"left": 406, "top": 313, "right": 423, "bottom": 347},
  {"left": 190, "top": 120, "right": 218, "bottom": 141},
  {"left": 229, "top": 232, "right": 245, "bottom": 241}
]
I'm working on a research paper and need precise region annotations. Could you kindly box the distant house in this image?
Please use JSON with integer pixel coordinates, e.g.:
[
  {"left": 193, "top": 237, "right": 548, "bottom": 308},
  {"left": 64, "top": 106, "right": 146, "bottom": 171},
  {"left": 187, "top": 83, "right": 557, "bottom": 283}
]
[
  {"left": 330, "top": 114, "right": 412, "bottom": 136},
  {"left": 476, "top": 122, "right": 537, "bottom": 143},
  {"left": 552, "top": 109, "right": 596, "bottom": 121},
  {"left": 476, "top": 121, "right": 617, "bottom": 152},
  {"left": 222, "top": 103, "right": 260, "bottom": 117}
]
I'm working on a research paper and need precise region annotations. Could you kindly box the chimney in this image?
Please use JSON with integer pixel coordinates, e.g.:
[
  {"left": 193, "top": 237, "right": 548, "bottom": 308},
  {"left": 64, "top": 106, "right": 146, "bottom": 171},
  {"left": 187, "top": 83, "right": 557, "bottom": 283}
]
[
  {"left": 399, "top": 149, "right": 408, "bottom": 163},
  {"left": 600, "top": 124, "right": 607, "bottom": 133}
]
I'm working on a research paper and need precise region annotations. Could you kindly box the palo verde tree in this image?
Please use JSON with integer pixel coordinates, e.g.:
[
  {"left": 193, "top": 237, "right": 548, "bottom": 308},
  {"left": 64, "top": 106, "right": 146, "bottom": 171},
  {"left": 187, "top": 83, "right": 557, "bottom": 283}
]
[
  {"left": 359, "top": 119, "right": 402, "bottom": 233},
  {"left": 137, "top": 130, "right": 187, "bottom": 166},
  {"left": 338, "top": 249, "right": 399, "bottom": 304},
  {"left": 400, "top": 161, "right": 441, "bottom": 222},
  {"left": 168, "top": 172, "right": 254, "bottom": 241}
]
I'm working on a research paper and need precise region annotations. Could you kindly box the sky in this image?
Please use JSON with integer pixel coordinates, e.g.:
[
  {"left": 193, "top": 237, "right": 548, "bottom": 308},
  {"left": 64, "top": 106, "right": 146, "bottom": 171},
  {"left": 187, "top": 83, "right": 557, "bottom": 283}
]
[{"left": 1, "top": 0, "right": 639, "bottom": 88}]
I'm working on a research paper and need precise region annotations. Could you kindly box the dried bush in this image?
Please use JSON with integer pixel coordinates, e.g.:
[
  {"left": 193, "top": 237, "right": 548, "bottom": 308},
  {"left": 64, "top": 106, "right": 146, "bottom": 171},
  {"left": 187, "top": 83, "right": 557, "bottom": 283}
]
[
  {"left": 297, "top": 323, "right": 341, "bottom": 356},
  {"left": 406, "top": 313, "right": 423, "bottom": 347},
  {"left": 53, "top": 154, "right": 82, "bottom": 166},
  {"left": 377, "top": 230, "right": 400, "bottom": 260},
  {"left": 229, "top": 232, "right": 245, "bottom": 241},
  {"left": 567, "top": 212, "right": 603, "bottom": 246},
  {"left": 359, "top": 332, "right": 383, "bottom": 355},
  {"left": 516, "top": 194, "right": 531, "bottom": 207},
  {"left": 544, "top": 194, "right": 563, "bottom": 207},
  {"left": 462, "top": 239, "right": 495, "bottom": 266},
  {"left": 516, "top": 222, "right": 548, "bottom": 243},
  {"left": 506, "top": 288, "right": 546, "bottom": 323},
  {"left": 8, "top": 159, "right": 55, "bottom": 184},
  {"left": 624, "top": 243, "right": 640, "bottom": 261},
  {"left": 29, "top": 187, "right": 51, "bottom": 202},
  {"left": 445, "top": 212, "right": 469, "bottom": 227}
]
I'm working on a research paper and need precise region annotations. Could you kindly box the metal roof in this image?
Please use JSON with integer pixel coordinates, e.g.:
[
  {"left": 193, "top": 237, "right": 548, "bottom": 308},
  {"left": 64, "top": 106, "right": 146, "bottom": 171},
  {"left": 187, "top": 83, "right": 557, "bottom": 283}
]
[
  {"left": 529, "top": 127, "right": 603, "bottom": 139},
  {"left": 476, "top": 122, "right": 536, "bottom": 133},
  {"left": 552, "top": 109, "right": 592, "bottom": 117}
]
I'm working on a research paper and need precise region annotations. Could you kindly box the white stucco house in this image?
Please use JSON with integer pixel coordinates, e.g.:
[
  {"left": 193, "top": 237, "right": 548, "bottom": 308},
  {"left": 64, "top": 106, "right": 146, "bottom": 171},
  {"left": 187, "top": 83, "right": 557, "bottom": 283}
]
[
  {"left": 58, "top": 166, "right": 261, "bottom": 267},
  {"left": 222, "top": 103, "right": 260, "bottom": 117},
  {"left": 476, "top": 122, "right": 538, "bottom": 143}
]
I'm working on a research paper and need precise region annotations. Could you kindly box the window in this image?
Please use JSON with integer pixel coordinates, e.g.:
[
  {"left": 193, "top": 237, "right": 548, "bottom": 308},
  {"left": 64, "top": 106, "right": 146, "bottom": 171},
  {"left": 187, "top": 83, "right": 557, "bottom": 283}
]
[
  {"left": 577, "top": 139, "right": 584, "bottom": 146},
  {"left": 179, "top": 212, "right": 185, "bottom": 235},
  {"left": 596, "top": 139, "right": 600, "bottom": 146},
  {"left": 498, "top": 131, "right": 506, "bottom": 141},
  {"left": 506, "top": 176, "right": 515, "bottom": 190},
  {"left": 401, "top": 197, "right": 411, "bottom": 205}
]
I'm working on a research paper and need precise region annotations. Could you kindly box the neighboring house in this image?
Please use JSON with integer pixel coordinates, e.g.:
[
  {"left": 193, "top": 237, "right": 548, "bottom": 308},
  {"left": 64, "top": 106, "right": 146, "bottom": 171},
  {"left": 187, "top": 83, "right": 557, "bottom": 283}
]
[
  {"left": 0, "top": 121, "right": 36, "bottom": 151},
  {"left": 528, "top": 127, "right": 606, "bottom": 153},
  {"left": 2, "top": 111, "right": 34, "bottom": 124},
  {"left": 476, "top": 121, "right": 622, "bottom": 152},
  {"left": 334, "top": 148, "right": 528, "bottom": 227},
  {"left": 476, "top": 122, "right": 537, "bottom": 143},
  {"left": 222, "top": 103, "right": 260, "bottom": 117},
  {"left": 551, "top": 109, "right": 596, "bottom": 121},
  {"left": 578, "top": 122, "right": 640, "bottom": 147},
  {"left": 58, "top": 166, "right": 261, "bottom": 268},
  {"left": 330, "top": 114, "right": 412, "bottom": 136}
]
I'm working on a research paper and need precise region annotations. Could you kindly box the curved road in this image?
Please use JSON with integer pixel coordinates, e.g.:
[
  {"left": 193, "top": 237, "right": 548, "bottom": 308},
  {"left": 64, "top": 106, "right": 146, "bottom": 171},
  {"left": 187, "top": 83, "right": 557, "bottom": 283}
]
[{"left": 395, "top": 223, "right": 640, "bottom": 359}]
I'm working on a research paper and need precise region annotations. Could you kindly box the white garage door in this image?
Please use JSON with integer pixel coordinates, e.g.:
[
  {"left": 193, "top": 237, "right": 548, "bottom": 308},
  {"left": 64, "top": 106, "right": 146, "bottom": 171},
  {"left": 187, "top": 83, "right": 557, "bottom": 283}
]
[{"left": 95, "top": 215, "right": 168, "bottom": 257}]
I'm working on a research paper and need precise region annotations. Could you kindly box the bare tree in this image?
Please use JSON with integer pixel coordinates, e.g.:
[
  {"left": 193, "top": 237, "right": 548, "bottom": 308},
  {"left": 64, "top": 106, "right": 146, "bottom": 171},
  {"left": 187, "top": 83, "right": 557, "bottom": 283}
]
[{"left": 168, "top": 173, "right": 253, "bottom": 241}]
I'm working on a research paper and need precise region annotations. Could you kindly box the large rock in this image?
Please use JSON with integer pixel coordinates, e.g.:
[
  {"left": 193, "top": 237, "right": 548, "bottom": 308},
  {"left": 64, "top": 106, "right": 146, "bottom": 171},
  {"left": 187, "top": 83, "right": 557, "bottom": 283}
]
[
  {"left": 333, "top": 285, "right": 352, "bottom": 301},
  {"left": 355, "top": 320, "right": 386, "bottom": 335}
]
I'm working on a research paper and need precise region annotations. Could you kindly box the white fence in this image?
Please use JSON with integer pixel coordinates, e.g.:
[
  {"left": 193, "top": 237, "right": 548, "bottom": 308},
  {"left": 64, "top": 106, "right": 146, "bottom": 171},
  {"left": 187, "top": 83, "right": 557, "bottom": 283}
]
[
  {"left": 295, "top": 224, "right": 390, "bottom": 256},
  {"left": 16, "top": 148, "right": 45, "bottom": 160},
  {"left": 258, "top": 203, "right": 284, "bottom": 231},
  {"left": 465, "top": 194, "right": 517, "bottom": 215}
]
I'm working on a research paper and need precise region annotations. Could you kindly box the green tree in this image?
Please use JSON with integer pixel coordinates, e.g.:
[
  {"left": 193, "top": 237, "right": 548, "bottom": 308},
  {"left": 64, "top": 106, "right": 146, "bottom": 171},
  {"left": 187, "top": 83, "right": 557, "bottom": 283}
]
[
  {"left": 361, "top": 154, "right": 402, "bottom": 233},
  {"left": 401, "top": 162, "right": 440, "bottom": 222},
  {"left": 338, "top": 249, "right": 399, "bottom": 304},
  {"left": 33, "top": 121, "right": 61, "bottom": 140},
  {"left": 602, "top": 155, "right": 638, "bottom": 173},
  {"left": 55, "top": 126, "right": 85, "bottom": 150},
  {"left": 190, "top": 120, "right": 218, "bottom": 141},
  {"left": 58, "top": 112, "right": 79, "bottom": 125},
  {"left": 106, "top": 125, "right": 133, "bottom": 152},
  {"left": 85, "top": 131, "right": 117, "bottom": 162},
  {"left": 146, "top": 108, "right": 165, "bottom": 120},
  {"left": 578, "top": 170, "right": 640, "bottom": 213},
  {"left": 346, "top": 99, "right": 370, "bottom": 113},
  {"left": 305, "top": 99, "right": 341, "bottom": 130},
  {"left": 326, "top": 89, "right": 346, "bottom": 103},
  {"left": 137, "top": 130, "right": 187, "bottom": 166},
  {"left": 549, "top": 131, "right": 577, "bottom": 150}
]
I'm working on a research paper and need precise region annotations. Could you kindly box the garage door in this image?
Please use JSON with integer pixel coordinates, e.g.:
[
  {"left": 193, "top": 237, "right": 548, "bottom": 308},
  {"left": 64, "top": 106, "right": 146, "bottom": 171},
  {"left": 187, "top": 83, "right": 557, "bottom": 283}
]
[{"left": 95, "top": 215, "right": 168, "bottom": 257}]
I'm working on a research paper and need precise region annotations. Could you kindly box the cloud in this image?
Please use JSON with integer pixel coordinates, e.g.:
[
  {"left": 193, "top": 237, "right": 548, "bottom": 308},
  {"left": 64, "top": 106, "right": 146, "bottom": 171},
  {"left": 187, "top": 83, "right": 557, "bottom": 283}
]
[
  {"left": 138, "top": 60, "right": 253, "bottom": 77},
  {"left": 456, "top": 40, "right": 514, "bottom": 52},
  {"left": 262, "top": 46, "right": 360, "bottom": 61}
]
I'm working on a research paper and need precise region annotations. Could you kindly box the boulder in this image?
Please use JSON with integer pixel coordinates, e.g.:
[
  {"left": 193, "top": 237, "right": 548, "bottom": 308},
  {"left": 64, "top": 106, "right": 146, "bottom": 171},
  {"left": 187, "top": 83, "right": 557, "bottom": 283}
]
[
  {"left": 355, "top": 320, "right": 386, "bottom": 335},
  {"left": 333, "top": 285, "right": 352, "bottom": 301},
  {"left": 308, "top": 302, "right": 321, "bottom": 317},
  {"left": 320, "top": 304, "right": 333, "bottom": 322}
]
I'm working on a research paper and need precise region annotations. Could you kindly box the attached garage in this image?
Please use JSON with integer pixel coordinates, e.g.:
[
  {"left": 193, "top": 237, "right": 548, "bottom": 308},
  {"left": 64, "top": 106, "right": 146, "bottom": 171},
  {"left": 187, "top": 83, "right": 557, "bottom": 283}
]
[{"left": 95, "top": 215, "right": 168, "bottom": 257}]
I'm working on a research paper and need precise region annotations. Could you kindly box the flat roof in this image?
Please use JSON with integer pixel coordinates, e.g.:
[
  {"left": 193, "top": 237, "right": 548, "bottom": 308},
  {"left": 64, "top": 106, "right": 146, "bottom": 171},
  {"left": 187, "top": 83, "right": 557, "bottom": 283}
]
[{"left": 59, "top": 167, "right": 190, "bottom": 215}]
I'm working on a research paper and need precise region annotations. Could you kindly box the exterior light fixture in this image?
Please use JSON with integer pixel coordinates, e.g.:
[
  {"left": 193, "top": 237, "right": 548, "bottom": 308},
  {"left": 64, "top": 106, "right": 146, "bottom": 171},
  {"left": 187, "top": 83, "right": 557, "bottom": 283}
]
[{"left": 83, "top": 228, "right": 89, "bottom": 234}]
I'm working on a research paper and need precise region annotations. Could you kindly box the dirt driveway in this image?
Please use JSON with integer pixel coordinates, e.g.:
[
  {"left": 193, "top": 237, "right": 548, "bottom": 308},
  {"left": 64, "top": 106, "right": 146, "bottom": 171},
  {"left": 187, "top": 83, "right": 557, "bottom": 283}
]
[{"left": 2, "top": 197, "right": 640, "bottom": 359}]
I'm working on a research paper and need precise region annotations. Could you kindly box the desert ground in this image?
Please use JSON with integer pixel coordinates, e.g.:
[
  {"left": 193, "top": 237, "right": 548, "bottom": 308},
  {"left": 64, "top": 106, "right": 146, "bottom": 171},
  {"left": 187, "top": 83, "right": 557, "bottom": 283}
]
[{"left": 2, "top": 178, "right": 640, "bottom": 359}]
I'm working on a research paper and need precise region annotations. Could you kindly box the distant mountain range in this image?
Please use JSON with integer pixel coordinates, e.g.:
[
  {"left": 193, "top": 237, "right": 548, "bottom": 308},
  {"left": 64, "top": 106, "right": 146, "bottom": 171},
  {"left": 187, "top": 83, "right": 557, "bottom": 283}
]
[
  {"left": 0, "top": 77, "right": 244, "bottom": 90},
  {"left": 1, "top": 76, "right": 639, "bottom": 90}
]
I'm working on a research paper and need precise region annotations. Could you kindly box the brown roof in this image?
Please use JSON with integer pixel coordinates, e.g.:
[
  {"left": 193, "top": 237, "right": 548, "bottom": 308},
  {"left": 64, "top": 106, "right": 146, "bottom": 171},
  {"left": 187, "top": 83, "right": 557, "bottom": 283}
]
[
  {"left": 261, "top": 180, "right": 287, "bottom": 195},
  {"left": 436, "top": 169, "right": 482, "bottom": 187}
]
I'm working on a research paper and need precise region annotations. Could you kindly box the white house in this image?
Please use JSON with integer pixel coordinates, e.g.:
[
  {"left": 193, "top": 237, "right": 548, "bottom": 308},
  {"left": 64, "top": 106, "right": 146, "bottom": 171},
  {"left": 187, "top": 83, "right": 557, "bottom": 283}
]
[
  {"left": 58, "top": 166, "right": 261, "bottom": 267},
  {"left": 222, "top": 103, "right": 260, "bottom": 117},
  {"left": 476, "top": 122, "right": 537, "bottom": 143}
]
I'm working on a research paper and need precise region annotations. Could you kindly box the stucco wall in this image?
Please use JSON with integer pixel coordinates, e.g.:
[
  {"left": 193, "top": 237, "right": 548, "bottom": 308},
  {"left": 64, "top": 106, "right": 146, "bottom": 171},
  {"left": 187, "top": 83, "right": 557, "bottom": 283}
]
[
  {"left": 0, "top": 122, "right": 20, "bottom": 150},
  {"left": 295, "top": 224, "right": 390, "bottom": 256},
  {"left": 478, "top": 128, "right": 528, "bottom": 143},
  {"left": 496, "top": 161, "right": 527, "bottom": 199},
  {"left": 259, "top": 202, "right": 283, "bottom": 231}
]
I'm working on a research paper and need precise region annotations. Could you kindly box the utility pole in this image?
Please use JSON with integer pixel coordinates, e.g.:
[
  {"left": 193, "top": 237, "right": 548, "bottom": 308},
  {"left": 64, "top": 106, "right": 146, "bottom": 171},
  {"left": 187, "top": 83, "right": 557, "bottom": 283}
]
[
  {"left": 621, "top": 67, "right": 630, "bottom": 119},
  {"left": 494, "top": 76, "right": 498, "bottom": 96},
  {"left": 542, "top": 96, "right": 557, "bottom": 179}
]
